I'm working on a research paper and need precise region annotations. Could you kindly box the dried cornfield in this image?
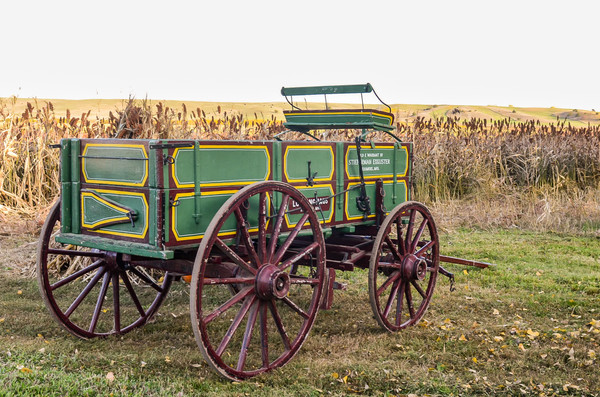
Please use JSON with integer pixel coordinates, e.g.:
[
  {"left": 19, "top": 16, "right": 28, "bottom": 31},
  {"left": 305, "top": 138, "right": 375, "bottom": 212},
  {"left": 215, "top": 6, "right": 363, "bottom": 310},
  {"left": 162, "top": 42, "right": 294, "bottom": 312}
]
[{"left": 2, "top": 99, "right": 600, "bottom": 233}]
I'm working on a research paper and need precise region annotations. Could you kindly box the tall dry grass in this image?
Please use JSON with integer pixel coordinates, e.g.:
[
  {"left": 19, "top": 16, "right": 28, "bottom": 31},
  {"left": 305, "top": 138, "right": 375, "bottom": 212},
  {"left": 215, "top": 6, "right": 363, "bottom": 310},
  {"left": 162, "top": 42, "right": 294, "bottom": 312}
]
[{"left": 2, "top": 99, "right": 600, "bottom": 234}]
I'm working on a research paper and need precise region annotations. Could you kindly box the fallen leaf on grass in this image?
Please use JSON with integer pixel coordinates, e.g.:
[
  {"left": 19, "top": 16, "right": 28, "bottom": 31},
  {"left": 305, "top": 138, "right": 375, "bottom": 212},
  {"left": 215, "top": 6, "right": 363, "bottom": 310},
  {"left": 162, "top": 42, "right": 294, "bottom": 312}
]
[
  {"left": 494, "top": 336, "right": 504, "bottom": 342},
  {"left": 568, "top": 348, "right": 575, "bottom": 361},
  {"left": 588, "top": 350, "right": 596, "bottom": 359},
  {"left": 165, "top": 356, "right": 171, "bottom": 363},
  {"left": 493, "top": 309, "right": 500, "bottom": 316},
  {"left": 526, "top": 329, "right": 540, "bottom": 340},
  {"left": 0, "top": 318, "right": 4, "bottom": 323},
  {"left": 17, "top": 290, "right": 22, "bottom": 295},
  {"left": 518, "top": 343, "right": 526, "bottom": 352},
  {"left": 332, "top": 372, "right": 339, "bottom": 379},
  {"left": 19, "top": 367, "right": 32, "bottom": 374},
  {"left": 106, "top": 372, "right": 115, "bottom": 383},
  {"left": 459, "top": 334, "right": 467, "bottom": 341}
]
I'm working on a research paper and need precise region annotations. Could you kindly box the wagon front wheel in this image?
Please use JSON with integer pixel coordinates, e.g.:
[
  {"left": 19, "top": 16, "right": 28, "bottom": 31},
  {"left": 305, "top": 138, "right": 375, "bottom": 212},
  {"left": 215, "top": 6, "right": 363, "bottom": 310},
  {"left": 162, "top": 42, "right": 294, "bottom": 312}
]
[
  {"left": 368, "top": 201, "right": 439, "bottom": 332},
  {"left": 190, "top": 181, "right": 326, "bottom": 381},
  {"left": 37, "top": 201, "right": 173, "bottom": 338}
]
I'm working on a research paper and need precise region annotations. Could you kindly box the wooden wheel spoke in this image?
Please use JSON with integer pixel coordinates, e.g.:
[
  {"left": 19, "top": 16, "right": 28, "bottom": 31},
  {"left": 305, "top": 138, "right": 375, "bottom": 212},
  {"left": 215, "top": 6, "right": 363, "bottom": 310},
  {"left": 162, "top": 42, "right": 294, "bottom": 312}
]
[
  {"left": 236, "top": 300, "right": 260, "bottom": 372},
  {"left": 268, "top": 300, "right": 291, "bottom": 351},
  {"left": 405, "top": 210, "right": 416, "bottom": 253},
  {"left": 395, "top": 280, "right": 406, "bottom": 326},
  {"left": 384, "top": 235, "right": 402, "bottom": 261},
  {"left": 282, "top": 296, "right": 309, "bottom": 319},
  {"left": 406, "top": 284, "right": 416, "bottom": 318},
  {"left": 215, "top": 295, "right": 256, "bottom": 357},
  {"left": 415, "top": 240, "right": 435, "bottom": 257},
  {"left": 204, "top": 286, "right": 254, "bottom": 324},
  {"left": 396, "top": 222, "right": 406, "bottom": 256},
  {"left": 47, "top": 248, "right": 104, "bottom": 258},
  {"left": 279, "top": 241, "right": 319, "bottom": 272},
  {"left": 267, "top": 193, "right": 289, "bottom": 263},
  {"left": 411, "top": 280, "right": 427, "bottom": 299},
  {"left": 383, "top": 279, "right": 401, "bottom": 319},
  {"left": 127, "top": 266, "right": 163, "bottom": 293},
  {"left": 112, "top": 272, "right": 121, "bottom": 333},
  {"left": 202, "top": 277, "right": 254, "bottom": 285},
  {"left": 214, "top": 238, "right": 257, "bottom": 275},
  {"left": 50, "top": 259, "right": 104, "bottom": 291},
  {"left": 89, "top": 271, "right": 111, "bottom": 333},
  {"left": 259, "top": 302, "right": 269, "bottom": 368},
  {"left": 64, "top": 266, "right": 106, "bottom": 317},
  {"left": 272, "top": 212, "right": 310, "bottom": 265},
  {"left": 376, "top": 271, "right": 401, "bottom": 297},
  {"left": 234, "top": 208, "right": 260, "bottom": 268},
  {"left": 120, "top": 270, "right": 146, "bottom": 318},
  {"left": 257, "top": 192, "right": 268, "bottom": 262},
  {"left": 411, "top": 218, "right": 429, "bottom": 253}
]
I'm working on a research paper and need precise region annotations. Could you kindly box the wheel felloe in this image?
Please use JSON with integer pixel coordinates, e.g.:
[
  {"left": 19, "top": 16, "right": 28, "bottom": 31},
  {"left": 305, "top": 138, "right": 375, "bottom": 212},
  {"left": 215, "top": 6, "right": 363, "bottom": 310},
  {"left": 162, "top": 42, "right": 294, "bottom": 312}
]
[
  {"left": 191, "top": 181, "right": 326, "bottom": 381},
  {"left": 368, "top": 201, "right": 439, "bottom": 332}
]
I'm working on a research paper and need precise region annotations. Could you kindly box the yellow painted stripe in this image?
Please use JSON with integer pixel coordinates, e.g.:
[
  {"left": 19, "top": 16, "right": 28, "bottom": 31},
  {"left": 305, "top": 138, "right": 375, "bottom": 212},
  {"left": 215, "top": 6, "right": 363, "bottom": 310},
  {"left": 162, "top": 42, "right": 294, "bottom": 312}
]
[
  {"left": 81, "top": 143, "right": 149, "bottom": 187},
  {"left": 286, "top": 110, "right": 394, "bottom": 124},
  {"left": 81, "top": 189, "right": 149, "bottom": 239},
  {"left": 344, "top": 180, "right": 407, "bottom": 221},
  {"left": 283, "top": 145, "right": 335, "bottom": 183},
  {"left": 171, "top": 145, "right": 271, "bottom": 189}
]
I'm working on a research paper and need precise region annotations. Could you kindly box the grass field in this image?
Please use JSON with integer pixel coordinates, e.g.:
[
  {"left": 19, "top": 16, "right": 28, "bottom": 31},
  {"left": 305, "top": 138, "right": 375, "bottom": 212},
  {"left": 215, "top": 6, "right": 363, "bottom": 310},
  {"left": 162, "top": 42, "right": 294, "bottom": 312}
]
[{"left": 1, "top": 228, "right": 599, "bottom": 396}]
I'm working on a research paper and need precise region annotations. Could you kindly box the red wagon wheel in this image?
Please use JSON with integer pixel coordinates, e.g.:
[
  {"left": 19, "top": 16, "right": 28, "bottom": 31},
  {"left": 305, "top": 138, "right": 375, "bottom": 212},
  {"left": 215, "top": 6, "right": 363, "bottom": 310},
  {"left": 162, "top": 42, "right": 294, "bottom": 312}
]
[
  {"left": 37, "top": 201, "right": 173, "bottom": 338},
  {"left": 368, "top": 201, "right": 439, "bottom": 332},
  {"left": 190, "top": 181, "right": 326, "bottom": 381}
]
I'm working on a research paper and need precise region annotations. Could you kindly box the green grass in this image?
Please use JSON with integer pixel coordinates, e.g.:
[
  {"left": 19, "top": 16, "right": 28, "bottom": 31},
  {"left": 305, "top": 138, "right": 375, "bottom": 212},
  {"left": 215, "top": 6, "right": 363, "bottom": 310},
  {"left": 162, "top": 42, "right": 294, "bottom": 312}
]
[{"left": 1, "top": 229, "right": 600, "bottom": 396}]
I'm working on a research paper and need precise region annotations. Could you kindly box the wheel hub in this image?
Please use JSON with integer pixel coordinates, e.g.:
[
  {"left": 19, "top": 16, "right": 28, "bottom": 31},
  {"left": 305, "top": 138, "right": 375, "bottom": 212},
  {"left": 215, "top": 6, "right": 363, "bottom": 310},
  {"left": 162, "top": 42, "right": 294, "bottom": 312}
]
[
  {"left": 255, "top": 264, "right": 290, "bottom": 300},
  {"left": 401, "top": 254, "right": 427, "bottom": 281}
]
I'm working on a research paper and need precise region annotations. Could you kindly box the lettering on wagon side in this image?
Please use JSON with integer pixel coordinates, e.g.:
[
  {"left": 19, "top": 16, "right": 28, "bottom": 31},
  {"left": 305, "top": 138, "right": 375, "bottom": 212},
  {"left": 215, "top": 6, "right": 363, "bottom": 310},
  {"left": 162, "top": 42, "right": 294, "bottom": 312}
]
[{"left": 345, "top": 145, "right": 408, "bottom": 179}]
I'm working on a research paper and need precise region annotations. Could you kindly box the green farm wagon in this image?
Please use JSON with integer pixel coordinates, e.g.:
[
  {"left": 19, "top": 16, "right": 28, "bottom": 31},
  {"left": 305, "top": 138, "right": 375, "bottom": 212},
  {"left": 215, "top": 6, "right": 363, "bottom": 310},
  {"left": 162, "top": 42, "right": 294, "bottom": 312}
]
[{"left": 37, "top": 84, "right": 490, "bottom": 380}]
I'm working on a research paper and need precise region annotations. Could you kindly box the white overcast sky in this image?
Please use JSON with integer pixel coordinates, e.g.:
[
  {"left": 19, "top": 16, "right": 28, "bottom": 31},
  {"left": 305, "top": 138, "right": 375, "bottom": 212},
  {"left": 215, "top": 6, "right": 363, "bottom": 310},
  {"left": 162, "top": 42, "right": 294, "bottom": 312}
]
[{"left": 2, "top": 0, "right": 598, "bottom": 110}]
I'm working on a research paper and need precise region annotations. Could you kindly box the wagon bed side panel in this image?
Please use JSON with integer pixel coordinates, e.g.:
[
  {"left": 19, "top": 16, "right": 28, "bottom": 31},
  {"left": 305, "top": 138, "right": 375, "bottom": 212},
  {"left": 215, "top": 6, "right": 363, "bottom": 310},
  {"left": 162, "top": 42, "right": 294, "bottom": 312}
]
[{"left": 165, "top": 141, "right": 275, "bottom": 247}]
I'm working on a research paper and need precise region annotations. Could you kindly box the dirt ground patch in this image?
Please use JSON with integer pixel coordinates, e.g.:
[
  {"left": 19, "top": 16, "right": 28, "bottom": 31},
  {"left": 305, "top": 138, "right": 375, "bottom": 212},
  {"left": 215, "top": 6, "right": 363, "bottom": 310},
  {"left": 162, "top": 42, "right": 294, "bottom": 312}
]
[{"left": 0, "top": 213, "right": 40, "bottom": 277}]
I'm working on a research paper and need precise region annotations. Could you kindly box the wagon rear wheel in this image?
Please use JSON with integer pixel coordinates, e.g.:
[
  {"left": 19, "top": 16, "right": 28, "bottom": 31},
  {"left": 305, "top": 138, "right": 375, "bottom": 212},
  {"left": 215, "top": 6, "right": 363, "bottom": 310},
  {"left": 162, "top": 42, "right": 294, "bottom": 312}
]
[
  {"left": 37, "top": 201, "right": 173, "bottom": 338},
  {"left": 368, "top": 201, "right": 439, "bottom": 332},
  {"left": 191, "top": 181, "right": 326, "bottom": 381}
]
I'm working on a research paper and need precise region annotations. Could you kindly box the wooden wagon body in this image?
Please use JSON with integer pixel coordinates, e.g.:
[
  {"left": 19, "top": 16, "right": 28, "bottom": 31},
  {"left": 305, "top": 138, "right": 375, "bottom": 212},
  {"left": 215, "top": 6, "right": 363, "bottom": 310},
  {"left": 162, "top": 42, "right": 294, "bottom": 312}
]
[{"left": 56, "top": 138, "right": 411, "bottom": 258}]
